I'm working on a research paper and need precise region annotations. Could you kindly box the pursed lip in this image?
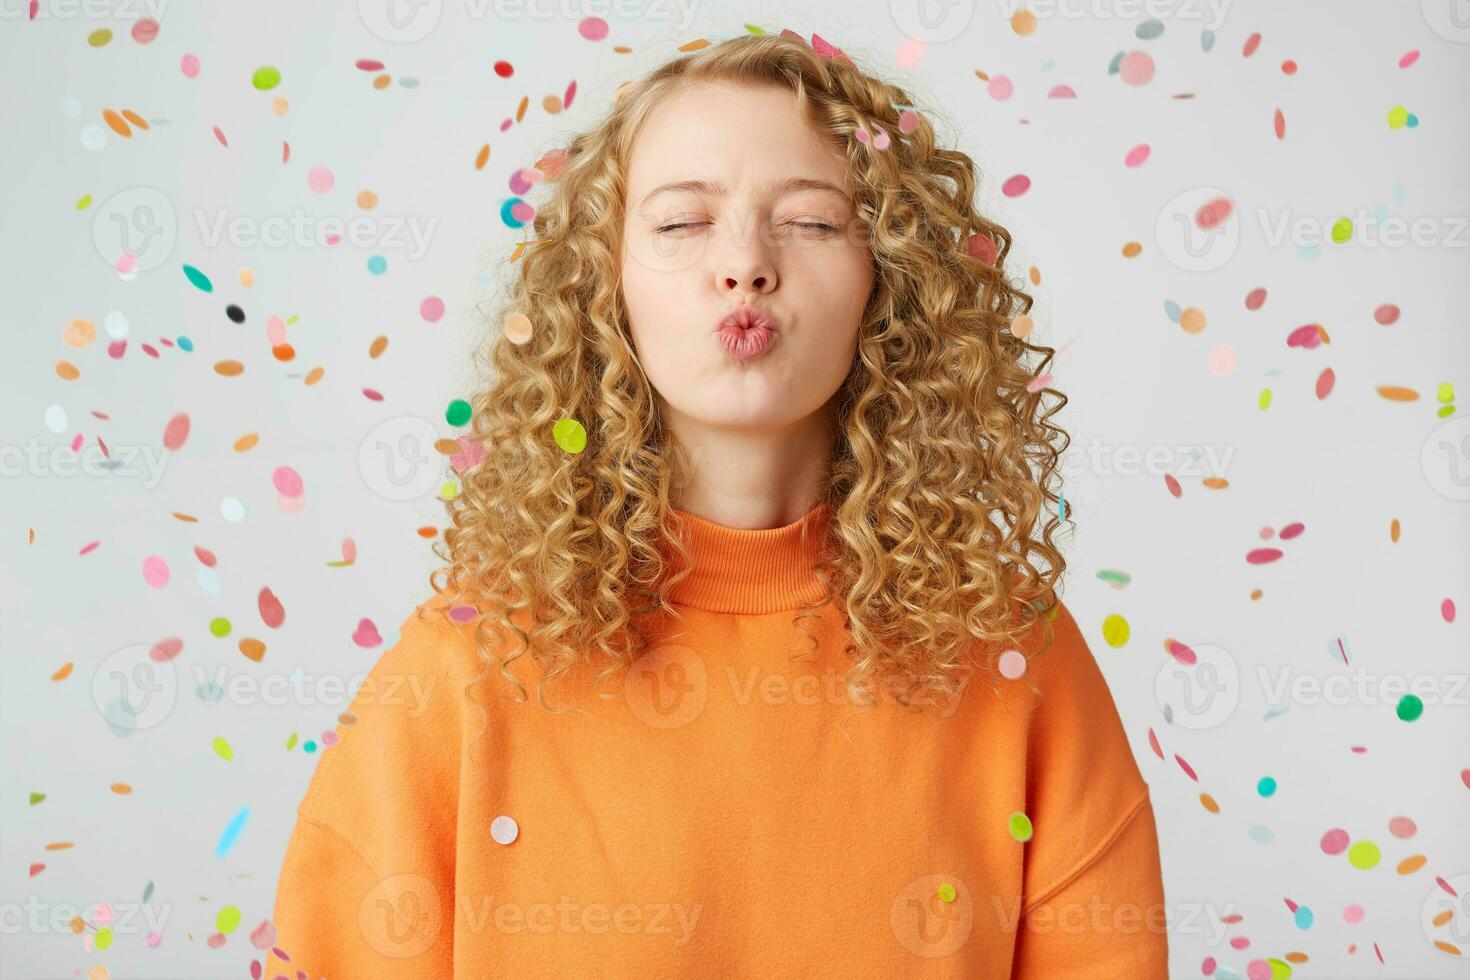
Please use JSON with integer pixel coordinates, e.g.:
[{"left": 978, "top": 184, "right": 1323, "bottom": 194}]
[{"left": 716, "top": 306, "right": 780, "bottom": 333}]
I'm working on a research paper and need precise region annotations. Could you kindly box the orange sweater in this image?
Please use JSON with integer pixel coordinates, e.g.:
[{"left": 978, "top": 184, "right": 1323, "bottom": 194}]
[{"left": 262, "top": 502, "right": 1166, "bottom": 978}]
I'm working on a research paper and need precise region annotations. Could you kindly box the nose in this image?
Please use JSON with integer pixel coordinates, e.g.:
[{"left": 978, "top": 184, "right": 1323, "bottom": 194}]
[{"left": 715, "top": 223, "right": 777, "bottom": 298}]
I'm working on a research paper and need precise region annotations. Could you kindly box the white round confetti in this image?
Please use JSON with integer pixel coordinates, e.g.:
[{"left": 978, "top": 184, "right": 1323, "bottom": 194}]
[
  {"left": 44, "top": 404, "right": 68, "bottom": 434},
  {"left": 80, "top": 125, "right": 107, "bottom": 151},
  {"left": 998, "top": 649, "right": 1027, "bottom": 680},
  {"left": 219, "top": 496, "right": 246, "bottom": 522},
  {"left": 196, "top": 565, "right": 220, "bottom": 597},
  {"left": 61, "top": 97, "right": 81, "bottom": 118},
  {"left": 103, "top": 310, "right": 130, "bottom": 339},
  {"left": 490, "top": 815, "right": 519, "bottom": 845}
]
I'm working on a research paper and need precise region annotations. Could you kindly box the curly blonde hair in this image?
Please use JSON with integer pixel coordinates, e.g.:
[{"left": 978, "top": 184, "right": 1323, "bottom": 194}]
[{"left": 429, "top": 31, "right": 1071, "bottom": 725}]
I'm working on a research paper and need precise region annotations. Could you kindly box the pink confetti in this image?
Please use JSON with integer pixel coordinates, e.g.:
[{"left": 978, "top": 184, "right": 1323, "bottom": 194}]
[
  {"left": 150, "top": 637, "right": 183, "bottom": 662},
  {"left": 1444, "top": 598, "right": 1456, "bottom": 623},
  {"left": 79, "top": 540, "right": 100, "bottom": 556},
  {"left": 1024, "top": 372, "right": 1052, "bottom": 393},
  {"left": 1374, "top": 304, "right": 1400, "bottom": 325},
  {"left": 1399, "top": 50, "right": 1419, "bottom": 69},
  {"left": 1119, "top": 51, "right": 1155, "bottom": 86},
  {"left": 1343, "top": 903, "right": 1364, "bottom": 924},
  {"left": 363, "top": 388, "right": 384, "bottom": 401},
  {"left": 142, "top": 555, "right": 170, "bottom": 588},
  {"left": 1279, "top": 522, "right": 1305, "bottom": 540},
  {"left": 1001, "top": 174, "right": 1031, "bottom": 197},
  {"left": 897, "top": 37, "right": 925, "bottom": 69},
  {"left": 212, "top": 125, "right": 228, "bottom": 148},
  {"left": 987, "top": 75, "right": 1013, "bottom": 100},
  {"left": 162, "top": 412, "right": 190, "bottom": 450},
  {"left": 1197, "top": 197, "right": 1233, "bottom": 229},
  {"left": 1245, "top": 287, "right": 1267, "bottom": 310},
  {"left": 1164, "top": 474, "right": 1182, "bottom": 498},
  {"left": 356, "top": 58, "right": 384, "bottom": 72},
  {"left": 1174, "top": 754, "right": 1199, "bottom": 781},
  {"left": 181, "top": 53, "right": 200, "bottom": 78},
  {"left": 1166, "top": 639, "right": 1197, "bottom": 665},
  {"left": 1388, "top": 816, "right": 1417, "bottom": 839},
  {"left": 1124, "top": 144, "right": 1150, "bottom": 167},
  {"left": 1246, "top": 548, "right": 1283, "bottom": 565},
  {"left": 578, "top": 16, "right": 608, "bottom": 41},
  {"left": 1047, "top": 84, "right": 1077, "bottom": 99},
  {"left": 1287, "top": 323, "right": 1325, "bottom": 349},
  {"left": 307, "top": 165, "right": 335, "bottom": 194},
  {"left": 420, "top": 296, "right": 445, "bottom": 322},
  {"left": 352, "top": 618, "right": 383, "bottom": 648},
  {"left": 272, "top": 465, "right": 303, "bottom": 498},
  {"left": 1315, "top": 367, "right": 1335, "bottom": 400},
  {"left": 1320, "top": 827, "right": 1349, "bottom": 855},
  {"left": 1243, "top": 32, "right": 1262, "bottom": 57},
  {"left": 449, "top": 604, "right": 479, "bottom": 623}
]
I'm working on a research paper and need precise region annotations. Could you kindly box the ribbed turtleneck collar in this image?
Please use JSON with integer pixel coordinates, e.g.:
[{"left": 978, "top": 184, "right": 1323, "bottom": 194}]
[{"left": 662, "top": 501, "right": 833, "bottom": 615}]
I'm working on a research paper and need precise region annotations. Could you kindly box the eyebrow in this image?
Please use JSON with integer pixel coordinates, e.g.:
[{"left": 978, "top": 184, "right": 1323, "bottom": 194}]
[{"left": 638, "top": 176, "right": 852, "bottom": 208}]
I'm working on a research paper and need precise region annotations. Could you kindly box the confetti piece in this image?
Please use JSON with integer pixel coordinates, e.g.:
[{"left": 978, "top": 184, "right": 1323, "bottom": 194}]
[
  {"left": 251, "top": 66, "right": 281, "bottom": 91},
  {"left": 142, "top": 556, "right": 170, "bottom": 588},
  {"left": 1008, "top": 811, "right": 1033, "bottom": 842},
  {"left": 579, "top": 16, "right": 608, "bottom": 41},
  {"left": 1165, "top": 638, "right": 1197, "bottom": 665},
  {"left": 1442, "top": 598, "right": 1455, "bottom": 623},
  {"left": 1200, "top": 792, "right": 1219, "bottom": 814},
  {"left": 249, "top": 919, "right": 277, "bottom": 950},
  {"left": 212, "top": 736, "right": 233, "bottom": 761},
  {"left": 998, "top": 649, "right": 1026, "bottom": 679},
  {"left": 1119, "top": 51, "right": 1155, "bottom": 85},
  {"left": 965, "top": 233, "right": 997, "bottom": 266},
  {"left": 1376, "top": 385, "right": 1418, "bottom": 402},
  {"left": 238, "top": 638, "right": 265, "bottom": 662},
  {"left": 1101, "top": 614, "right": 1130, "bottom": 648},
  {"left": 307, "top": 165, "right": 334, "bottom": 194},
  {"left": 1001, "top": 174, "right": 1031, "bottom": 197},
  {"left": 1247, "top": 548, "right": 1283, "bottom": 565},
  {"left": 1245, "top": 287, "right": 1267, "bottom": 310},
  {"left": 491, "top": 814, "right": 520, "bottom": 844},
  {"left": 1124, "top": 144, "right": 1150, "bottom": 167},
  {"left": 1315, "top": 367, "right": 1335, "bottom": 400},
  {"left": 132, "top": 17, "right": 159, "bottom": 43},
  {"left": 1164, "top": 473, "right": 1182, "bottom": 498},
  {"left": 258, "top": 587, "right": 285, "bottom": 629},
  {"left": 182, "top": 264, "right": 214, "bottom": 292},
  {"left": 1347, "top": 840, "right": 1379, "bottom": 869},
  {"left": 553, "top": 418, "right": 587, "bottom": 454},
  {"left": 1175, "top": 754, "right": 1199, "bottom": 781},
  {"left": 214, "top": 806, "right": 249, "bottom": 857},
  {"left": 352, "top": 618, "right": 382, "bottom": 647},
  {"left": 1396, "top": 694, "right": 1423, "bottom": 721}
]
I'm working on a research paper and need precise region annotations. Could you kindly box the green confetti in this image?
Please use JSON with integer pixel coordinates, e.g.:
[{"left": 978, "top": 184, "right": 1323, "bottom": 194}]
[
  {"left": 446, "top": 399, "right": 472, "bottom": 426},
  {"left": 209, "top": 616, "right": 231, "bottom": 638},
  {"left": 212, "top": 736, "right": 233, "bottom": 761},
  {"left": 216, "top": 905, "right": 241, "bottom": 934},
  {"left": 1397, "top": 694, "right": 1424, "bottom": 721},
  {"left": 182, "top": 264, "right": 214, "bottom": 293},
  {"left": 552, "top": 418, "right": 587, "bottom": 454},
  {"left": 29, "top": 792, "right": 45, "bottom": 805},
  {"left": 251, "top": 66, "right": 282, "bottom": 91},
  {"left": 1008, "top": 811, "right": 1034, "bottom": 842},
  {"left": 936, "top": 882, "right": 957, "bottom": 903}
]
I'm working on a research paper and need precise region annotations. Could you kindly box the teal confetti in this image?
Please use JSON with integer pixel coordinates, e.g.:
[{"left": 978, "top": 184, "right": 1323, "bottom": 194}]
[
  {"left": 182, "top": 264, "right": 214, "bottom": 293},
  {"left": 214, "top": 805, "right": 250, "bottom": 858}
]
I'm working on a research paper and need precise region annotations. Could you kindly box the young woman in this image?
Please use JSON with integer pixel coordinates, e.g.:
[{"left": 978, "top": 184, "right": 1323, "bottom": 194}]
[{"left": 263, "top": 32, "right": 1166, "bottom": 978}]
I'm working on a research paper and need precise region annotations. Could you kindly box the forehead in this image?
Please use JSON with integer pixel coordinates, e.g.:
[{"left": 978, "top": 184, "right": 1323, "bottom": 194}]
[{"left": 624, "top": 80, "right": 852, "bottom": 199}]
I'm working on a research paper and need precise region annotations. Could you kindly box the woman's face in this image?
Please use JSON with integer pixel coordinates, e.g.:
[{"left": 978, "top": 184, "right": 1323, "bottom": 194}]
[{"left": 619, "top": 80, "right": 875, "bottom": 434}]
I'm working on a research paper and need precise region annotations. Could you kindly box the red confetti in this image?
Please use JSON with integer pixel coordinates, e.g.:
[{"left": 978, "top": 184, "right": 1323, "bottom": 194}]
[
  {"left": 282, "top": 141, "right": 291, "bottom": 164},
  {"left": 29, "top": 863, "right": 44, "bottom": 878},
  {"left": 1243, "top": 32, "right": 1261, "bottom": 57},
  {"left": 1374, "top": 303, "right": 1400, "bottom": 325},
  {"left": 1196, "top": 197, "right": 1233, "bottom": 229},
  {"left": 194, "top": 546, "right": 217, "bottom": 567},
  {"left": 363, "top": 388, "right": 384, "bottom": 401},
  {"left": 966, "top": 232, "right": 997, "bottom": 266},
  {"left": 1315, "top": 367, "right": 1335, "bottom": 400},
  {"left": 1244, "top": 287, "right": 1267, "bottom": 311},
  {"left": 493, "top": 60, "right": 513, "bottom": 77},
  {"left": 356, "top": 58, "right": 385, "bottom": 71},
  {"left": 1246, "top": 548, "right": 1283, "bottom": 564},
  {"left": 1148, "top": 727, "right": 1164, "bottom": 760},
  {"left": 163, "top": 412, "right": 190, "bottom": 451},
  {"left": 1279, "top": 522, "right": 1304, "bottom": 540},
  {"left": 150, "top": 637, "right": 183, "bottom": 662},
  {"left": 1174, "top": 754, "right": 1199, "bottom": 781},
  {"left": 258, "top": 587, "right": 285, "bottom": 629},
  {"left": 1164, "top": 474, "right": 1182, "bottom": 498},
  {"left": 1287, "top": 323, "right": 1326, "bottom": 348},
  {"left": 1273, "top": 108, "right": 1285, "bottom": 140},
  {"left": 1166, "top": 639, "right": 1197, "bottom": 665},
  {"left": 213, "top": 125, "right": 228, "bottom": 147}
]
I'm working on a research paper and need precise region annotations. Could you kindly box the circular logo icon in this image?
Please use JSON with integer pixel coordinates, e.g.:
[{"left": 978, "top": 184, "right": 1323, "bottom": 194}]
[
  {"left": 1154, "top": 642, "right": 1239, "bottom": 729},
  {"left": 358, "top": 415, "right": 444, "bottom": 501},
  {"left": 360, "top": 872, "right": 443, "bottom": 958},
  {"left": 93, "top": 643, "right": 178, "bottom": 734},
  {"left": 358, "top": 0, "right": 443, "bottom": 43},
  {"left": 1422, "top": 872, "right": 1470, "bottom": 954},
  {"left": 889, "top": 0, "right": 976, "bottom": 44},
  {"left": 623, "top": 644, "right": 707, "bottom": 729},
  {"left": 1422, "top": 0, "right": 1470, "bottom": 43},
  {"left": 891, "top": 873, "right": 974, "bottom": 958},
  {"left": 1155, "top": 186, "right": 1240, "bottom": 272},
  {"left": 1421, "top": 415, "right": 1470, "bottom": 501},
  {"left": 91, "top": 186, "right": 177, "bottom": 273}
]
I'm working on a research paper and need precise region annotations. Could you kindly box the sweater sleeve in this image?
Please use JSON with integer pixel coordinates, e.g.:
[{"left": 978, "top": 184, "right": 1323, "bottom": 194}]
[
  {"left": 258, "top": 598, "right": 472, "bottom": 980},
  {"left": 1011, "top": 600, "right": 1168, "bottom": 977}
]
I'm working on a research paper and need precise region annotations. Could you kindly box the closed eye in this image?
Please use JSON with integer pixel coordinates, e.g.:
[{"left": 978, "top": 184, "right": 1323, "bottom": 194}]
[{"left": 654, "top": 221, "right": 840, "bottom": 234}]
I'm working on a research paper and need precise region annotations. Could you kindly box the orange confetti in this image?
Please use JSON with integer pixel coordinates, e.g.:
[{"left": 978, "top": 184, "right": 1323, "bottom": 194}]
[
  {"left": 1122, "top": 242, "right": 1142, "bottom": 257},
  {"left": 170, "top": 511, "right": 199, "bottom": 523},
  {"left": 238, "top": 638, "right": 266, "bottom": 662},
  {"left": 63, "top": 318, "right": 96, "bottom": 347},
  {"left": 515, "top": 95, "right": 528, "bottom": 122},
  {"left": 1396, "top": 854, "right": 1427, "bottom": 874},
  {"left": 56, "top": 361, "right": 80, "bottom": 380},
  {"left": 1390, "top": 518, "right": 1401, "bottom": 542},
  {"left": 1376, "top": 385, "right": 1419, "bottom": 402},
  {"left": 52, "top": 662, "right": 74, "bottom": 682},
  {"left": 1199, "top": 792, "right": 1220, "bottom": 814},
  {"left": 369, "top": 336, "right": 388, "bottom": 358},
  {"left": 475, "top": 144, "right": 490, "bottom": 170},
  {"left": 304, "top": 367, "right": 325, "bottom": 385},
  {"left": 214, "top": 360, "right": 245, "bottom": 377},
  {"left": 110, "top": 783, "right": 132, "bottom": 794},
  {"left": 234, "top": 433, "right": 260, "bottom": 452},
  {"left": 271, "top": 344, "right": 295, "bottom": 361},
  {"left": 373, "top": 74, "right": 391, "bottom": 89},
  {"left": 121, "top": 109, "right": 148, "bottom": 130},
  {"left": 677, "top": 38, "right": 712, "bottom": 52},
  {"left": 102, "top": 108, "right": 132, "bottom": 137},
  {"left": 1202, "top": 477, "right": 1229, "bottom": 490}
]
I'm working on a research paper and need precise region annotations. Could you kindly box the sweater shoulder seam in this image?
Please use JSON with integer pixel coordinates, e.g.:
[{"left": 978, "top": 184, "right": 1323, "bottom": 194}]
[{"left": 1020, "top": 787, "right": 1152, "bottom": 914}]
